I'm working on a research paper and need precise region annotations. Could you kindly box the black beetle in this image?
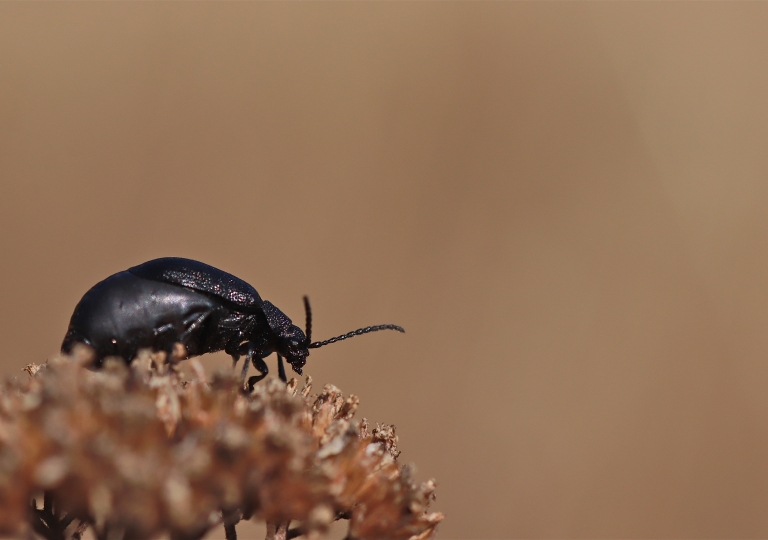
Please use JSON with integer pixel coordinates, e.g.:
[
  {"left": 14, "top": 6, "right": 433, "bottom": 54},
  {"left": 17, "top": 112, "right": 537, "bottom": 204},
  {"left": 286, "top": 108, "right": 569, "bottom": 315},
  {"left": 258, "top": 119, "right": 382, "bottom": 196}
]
[{"left": 61, "top": 257, "right": 404, "bottom": 387}]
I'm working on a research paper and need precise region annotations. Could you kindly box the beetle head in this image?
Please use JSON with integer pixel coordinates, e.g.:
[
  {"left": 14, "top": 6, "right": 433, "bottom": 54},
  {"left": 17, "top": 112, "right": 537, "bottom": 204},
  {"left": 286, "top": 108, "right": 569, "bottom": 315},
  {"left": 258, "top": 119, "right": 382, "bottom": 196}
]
[{"left": 278, "top": 324, "right": 309, "bottom": 374}]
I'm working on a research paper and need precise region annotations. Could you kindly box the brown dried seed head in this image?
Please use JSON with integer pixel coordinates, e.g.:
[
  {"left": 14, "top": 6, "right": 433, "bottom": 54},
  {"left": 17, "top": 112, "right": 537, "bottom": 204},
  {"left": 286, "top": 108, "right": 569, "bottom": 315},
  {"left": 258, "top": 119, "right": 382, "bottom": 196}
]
[{"left": 0, "top": 355, "right": 442, "bottom": 540}]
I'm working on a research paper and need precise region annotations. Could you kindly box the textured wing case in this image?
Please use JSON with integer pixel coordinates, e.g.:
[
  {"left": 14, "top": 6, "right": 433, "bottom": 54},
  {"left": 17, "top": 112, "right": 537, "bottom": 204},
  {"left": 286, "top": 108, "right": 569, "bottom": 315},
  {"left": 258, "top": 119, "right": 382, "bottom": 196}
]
[{"left": 129, "top": 257, "right": 263, "bottom": 309}]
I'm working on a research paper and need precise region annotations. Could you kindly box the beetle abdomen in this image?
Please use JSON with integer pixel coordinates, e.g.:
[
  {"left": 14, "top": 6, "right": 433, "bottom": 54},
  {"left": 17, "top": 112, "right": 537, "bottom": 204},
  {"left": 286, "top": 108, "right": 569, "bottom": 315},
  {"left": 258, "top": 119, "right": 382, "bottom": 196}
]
[{"left": 62, "top": 271, "right": 226, "bottom": 362}]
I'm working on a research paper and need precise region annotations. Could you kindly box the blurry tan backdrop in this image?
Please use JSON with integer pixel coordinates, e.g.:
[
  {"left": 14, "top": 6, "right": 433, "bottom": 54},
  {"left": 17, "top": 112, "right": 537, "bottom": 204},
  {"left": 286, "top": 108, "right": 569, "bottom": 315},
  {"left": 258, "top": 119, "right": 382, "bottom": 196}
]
[{"left": 2, "top": 2, "right": 768, "bottom": 538}]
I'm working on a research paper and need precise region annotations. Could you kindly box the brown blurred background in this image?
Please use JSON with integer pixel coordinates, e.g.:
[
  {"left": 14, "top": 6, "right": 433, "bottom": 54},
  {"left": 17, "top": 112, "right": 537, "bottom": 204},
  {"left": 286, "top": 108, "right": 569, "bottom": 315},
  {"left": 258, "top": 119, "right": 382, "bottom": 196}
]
[{"left": 2, "top": 2, "right": 768, "bottom": 538}]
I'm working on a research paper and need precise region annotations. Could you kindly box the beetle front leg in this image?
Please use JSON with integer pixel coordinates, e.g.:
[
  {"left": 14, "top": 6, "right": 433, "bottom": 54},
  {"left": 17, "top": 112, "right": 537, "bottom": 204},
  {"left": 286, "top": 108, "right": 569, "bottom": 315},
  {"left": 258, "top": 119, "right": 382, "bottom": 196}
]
[
  {"left": 247, "top": 356, "right": 269, "bottom": 392},
  {"left": 277, "top": 354, "right": 287, "bottom": 383}
]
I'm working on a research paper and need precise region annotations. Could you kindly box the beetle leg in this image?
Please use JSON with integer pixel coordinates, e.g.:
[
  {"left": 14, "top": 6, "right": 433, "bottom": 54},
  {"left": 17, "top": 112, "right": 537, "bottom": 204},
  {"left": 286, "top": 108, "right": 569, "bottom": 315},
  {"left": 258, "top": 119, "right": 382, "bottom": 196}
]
[
  {"left": 236, "top": 342, "right": 254, "bottom": 383},
  {"left": 153, "top": 323, "right": 176, "bottom": 337},
  {"left": 247, "top": 356, "right": 269, "bottom": 392},
  {"left": 225, "top": 333, "right": 245, "bottom": 357},
  {"left": 177, "top": 311, "right": 214, "bottom": 352},
  {"left": 251, "top": 356, "right": 269, "bottom": 379},
  {"left": 239, "top": 354, "right": 250, "bottom": 381},
  {"left": 152, "top": 323, "right": 177, "bottom": 360},
  {"left": 277, "top": 354, "right": 287, "bottom": 383}
]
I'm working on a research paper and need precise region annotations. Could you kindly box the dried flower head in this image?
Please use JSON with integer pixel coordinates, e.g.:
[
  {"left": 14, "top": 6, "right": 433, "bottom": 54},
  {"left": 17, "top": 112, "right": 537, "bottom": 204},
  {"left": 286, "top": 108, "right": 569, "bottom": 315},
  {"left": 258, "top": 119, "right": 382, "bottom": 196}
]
[{"left": 0, "top": 351, "right": 443, "bottom": 540}]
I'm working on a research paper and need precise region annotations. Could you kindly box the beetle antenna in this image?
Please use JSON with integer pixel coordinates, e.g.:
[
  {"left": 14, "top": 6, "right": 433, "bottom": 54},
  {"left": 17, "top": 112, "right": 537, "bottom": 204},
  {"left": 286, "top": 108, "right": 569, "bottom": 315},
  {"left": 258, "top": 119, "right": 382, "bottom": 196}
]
[
  {"left": 303, "top": 295, "right": 313, "bottom": 346},
  {"left": 308, "top": 324, "right": 405, "bottom": 349}
]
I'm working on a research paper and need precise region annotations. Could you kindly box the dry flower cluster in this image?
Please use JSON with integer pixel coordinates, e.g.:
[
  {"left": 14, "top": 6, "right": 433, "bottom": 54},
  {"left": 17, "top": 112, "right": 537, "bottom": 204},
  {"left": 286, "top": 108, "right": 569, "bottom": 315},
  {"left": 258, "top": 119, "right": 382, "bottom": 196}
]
[{"left": 0, "top": 350, "right": 442, "bottom": 540}]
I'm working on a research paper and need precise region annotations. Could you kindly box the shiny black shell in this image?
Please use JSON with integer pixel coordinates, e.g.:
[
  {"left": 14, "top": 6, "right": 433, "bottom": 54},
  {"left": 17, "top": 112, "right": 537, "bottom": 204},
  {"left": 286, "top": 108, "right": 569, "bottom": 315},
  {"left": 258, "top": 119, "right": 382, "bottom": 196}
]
[
  {"left": 60, "top": 257, "right": 279, "bottom": 365},
  {"left": 129, "top": 257, "right": 263, "bottom": 310},
  {"left": 62, "top": 271, "right": 242, "bottom": 361}
]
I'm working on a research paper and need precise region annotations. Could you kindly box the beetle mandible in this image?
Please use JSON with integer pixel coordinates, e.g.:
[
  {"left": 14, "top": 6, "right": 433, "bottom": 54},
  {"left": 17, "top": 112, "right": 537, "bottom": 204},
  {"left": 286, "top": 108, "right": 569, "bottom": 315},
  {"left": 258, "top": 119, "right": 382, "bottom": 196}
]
[{"left": 61, "top": 257, "right": 404, "bottom": 388}]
